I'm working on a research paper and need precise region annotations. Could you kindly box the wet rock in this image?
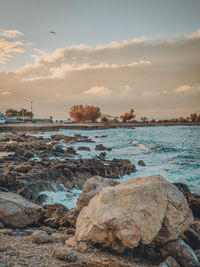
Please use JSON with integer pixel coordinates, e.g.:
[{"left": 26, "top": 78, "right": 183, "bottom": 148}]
[
  {"left": 160, "top": 239, "right": 200, "bottom": 267},
  {"left": 77, "top": 146, "right": 91, "bottom": 151},
  {"left": 0, "top": 191, "right": 44, "bottom": 228},
  {"left": 51, "top": 247, "right": 78, "bottom": 262},
  {"left": 181, "top": 221, "right": 200, "bottom": 250},
  {"left": 158, "top": 256, "right": 180, "bottom": 267},
  {"left": 138, "top": 160, "right": 146, "bottom": 166},
  {"left": 77, "top": 176, "right": 119, "bottom": 211},
  {"left": 174, "top": 183, "right": 200, "bottom": 218},
  {"left": 98, "top": 152, "right": 107, "bottom": 159},
  {"left": 95, "top": 144, "right": 112, "bottom": 151},
  {"left": 75, "top": 176, "right": 193, "bottom": 252},
  {"left": 0, "top": 221, "right": 4, "bottom": 229},
  {"left": 28, "top": 230, "right": 50, "bottom": 244}
]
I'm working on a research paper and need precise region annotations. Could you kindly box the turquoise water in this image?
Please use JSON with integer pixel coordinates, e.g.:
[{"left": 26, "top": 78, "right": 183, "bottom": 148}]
[
  {"left": 2, "top": 126, "right": 199, "bottom": 208},
  {"left": 58, "top": 125, "right": 200, "bottom": 194}
]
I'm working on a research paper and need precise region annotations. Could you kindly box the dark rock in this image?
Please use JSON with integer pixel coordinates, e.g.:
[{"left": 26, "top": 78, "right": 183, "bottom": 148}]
[
  {"left": 174, "top": 183, "right": 200, "bottom": 218},
  {"left": 160, "top": 239, "right": 200, "bottom": 267},
  {"left": 138, "top": 160, "right": 146, "bottom": 166},
  {"left": 77, "top": 146, "right": 90, "bottom": 151},
  {"left": 95, "top": 144, "right": 112, "bottom": 151}
]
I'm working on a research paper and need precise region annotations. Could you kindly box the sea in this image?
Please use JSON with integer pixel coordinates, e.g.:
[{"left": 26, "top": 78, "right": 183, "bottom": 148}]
[{"left": 1, "top": 125, "right": 200, "bottom": 208}]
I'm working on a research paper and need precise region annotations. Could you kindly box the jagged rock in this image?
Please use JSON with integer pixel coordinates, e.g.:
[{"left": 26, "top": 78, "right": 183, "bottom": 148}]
[
  {"left": 0, "top": 191, "right": 44, "bottom": 228},
  {"left": 160, "top": 239, "right": 200, "bottom": 267},
  {"left": 77, "top": 176, "right": 119, "bottom": 211},
  {"left": 75, "top": 176, "right": 193, "bottom": 252},
  {"left": 51, "top": 247, "right": 78, "bottom": 262},
  {"left": 43, "top": 203, "right": 69, "bottom": 227},
  {"left": 28, "top": 230, "right": 50, "bottom": 244}
]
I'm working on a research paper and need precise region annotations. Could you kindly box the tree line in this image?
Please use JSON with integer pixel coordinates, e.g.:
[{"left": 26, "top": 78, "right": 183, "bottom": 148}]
[
  {"left": 2, "top": 109, "right": 33, "bottom": 118},
  {"left": 69, "top": 105, "right": 200, "bottom": 123}
]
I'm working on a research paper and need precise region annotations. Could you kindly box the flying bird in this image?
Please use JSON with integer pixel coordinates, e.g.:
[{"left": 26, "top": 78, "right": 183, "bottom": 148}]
[{"left": 50, "top": 31, "right": 56, "bottom": 35}]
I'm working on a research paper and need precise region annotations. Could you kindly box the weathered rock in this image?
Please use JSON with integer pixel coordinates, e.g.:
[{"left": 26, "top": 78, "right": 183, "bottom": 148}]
[
  {"left": 43, "top": 203, "right": 69, "bottom": 227},
  {"left": 75, "top": 176, "right": 193, "bottom": 252},
  {"left": 77, "top": 176, "right": 119, "bottom": 211},
  {"left": 158, "top": 256, "right": 180, "bottom": 267},
  {"left": 138, "top": 160, "right": 145, "bottom": 166},
  {"left": 160, "top": 239, "right": 200, "bottom": 267},
  {"left": 28, "top": 230, "right": 50, "bottom": 244},
  {"left": 51, "top": 247, "right": 78, "bottom": 262},
  {"left": 0, "top": 191, "right": 44, "bottom": 228},
  {"left": 62, "top": 209, "right": 79, "bottom": 226}
]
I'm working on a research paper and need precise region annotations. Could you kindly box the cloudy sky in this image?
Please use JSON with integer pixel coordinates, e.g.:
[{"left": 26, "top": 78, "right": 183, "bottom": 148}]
[{"left": 0, "top": 0, "right": 200, "bottom": 119}]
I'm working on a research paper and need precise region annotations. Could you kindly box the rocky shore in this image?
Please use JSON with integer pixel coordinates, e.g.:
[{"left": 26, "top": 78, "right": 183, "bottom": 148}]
[{"left": 0, "top": 133, "right": 200, "bottom": 266}]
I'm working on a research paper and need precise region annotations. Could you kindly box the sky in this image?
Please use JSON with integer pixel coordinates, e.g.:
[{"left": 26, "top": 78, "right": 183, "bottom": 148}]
[{"left": 0, "top": 0, "right": 200, "bottom": 119}]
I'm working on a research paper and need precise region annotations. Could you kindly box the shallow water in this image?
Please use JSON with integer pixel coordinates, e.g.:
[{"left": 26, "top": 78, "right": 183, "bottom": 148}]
[{"left": 3, "top": 125, "right": 200, "bottom": 208}]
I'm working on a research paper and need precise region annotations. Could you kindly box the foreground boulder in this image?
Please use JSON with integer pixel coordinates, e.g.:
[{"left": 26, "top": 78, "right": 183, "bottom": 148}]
[
  {"left": 0, "top": 191, "right": 44, "bottom": 228},
  {"left": 77, "top": 176, "right": 119, "bottom": 211},
  {"left": 75, "top": 176, "right": 193, "bottom": 252}
]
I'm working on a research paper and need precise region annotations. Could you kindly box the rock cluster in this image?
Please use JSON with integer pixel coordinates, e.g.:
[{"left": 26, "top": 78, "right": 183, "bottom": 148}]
[
  {"left": 0, "top": 133, "right": 136, "bottom": 201},
  {"left": 75, "top": 176, "right": 193, "bottom": 252}
]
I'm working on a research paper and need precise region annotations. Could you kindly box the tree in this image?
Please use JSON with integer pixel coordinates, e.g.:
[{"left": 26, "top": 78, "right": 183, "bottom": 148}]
[
  {"left": 190, "top": 113, "right": 198, "bottom": 122},
  {"left": 5, "top": 109, "right": 19, "bottom": 117},
  {"left": 140, "top": 116, "right": 148, "bottom": 123},
  {"left": 69, "top": 105, "right": 101, "bottom": 122},
  {"left": 101, "top": 116, "right": 109, "bottom": 123},
  {"left": 120, "top": 109, "right": 135, "bottom": 123}
]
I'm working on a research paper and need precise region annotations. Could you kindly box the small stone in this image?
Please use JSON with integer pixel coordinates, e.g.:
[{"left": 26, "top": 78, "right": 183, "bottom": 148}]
[
  {"left": 39, "top": 226, "right": 56, "bottom": 235},
  {"left": 28, "top": 230, "right": 50, "bottom": 244},
  {"left": 50, "top": 233, "right": 66, "bottom": 243},
  {"left": 51, "top": 247, "right": 78, "bottom": 262},
  {"left": 0, "top": 229, "right": 12, "bottom": 234}
]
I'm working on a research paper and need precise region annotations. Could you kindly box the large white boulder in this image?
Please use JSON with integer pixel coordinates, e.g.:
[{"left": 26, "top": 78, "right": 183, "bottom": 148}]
[
  {"left": 0, "top": 191, "right": 44, "bottom": 228},
  {"left": 75, "top": 176, "right": 193, "bottom": 252},
  {"left": 77, "top": 176, "right": 119, "bottom": 211}
]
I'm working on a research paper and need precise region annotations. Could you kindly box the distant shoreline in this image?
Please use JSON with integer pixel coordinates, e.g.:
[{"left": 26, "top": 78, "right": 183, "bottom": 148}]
[{"left": 0, "top": 122, "right": 199, "bottom": 132}]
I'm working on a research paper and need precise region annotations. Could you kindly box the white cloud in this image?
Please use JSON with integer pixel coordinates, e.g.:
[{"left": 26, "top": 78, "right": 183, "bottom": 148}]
[
  {"left": 0, "top": 39, "right": 32, "bottom": 64},
  {"left": 185, "top": 29, "right": 200, "bottom": 39},
  {"left": 83, "top": 86, "right": 112, "bottom": 96},
  {"left": 0, "top": 29, "right": 24, "bottom": 38},
  {"left": 0, "top": 90, "right": 11, "bottom": 95},
  {"left": 174, "top": 85, "right": 191, "bottom": 93}
]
